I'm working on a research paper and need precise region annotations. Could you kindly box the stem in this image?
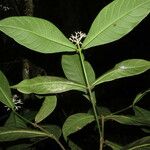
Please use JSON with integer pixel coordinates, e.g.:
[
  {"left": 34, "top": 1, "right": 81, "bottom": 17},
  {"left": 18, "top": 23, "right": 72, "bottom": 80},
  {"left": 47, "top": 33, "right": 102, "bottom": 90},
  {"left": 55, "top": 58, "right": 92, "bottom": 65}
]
[
  {"left": 100, "top": 115, "right": 104, "bottom": 150},
  {"left": 13, "top": 111, "right": 66, "bottom": 150},
  {"left": 77, "top": 46, "right": 102, "bottom": 144},
  {"left": 110, "top": 105, "right": 132, "bottom": 115}
]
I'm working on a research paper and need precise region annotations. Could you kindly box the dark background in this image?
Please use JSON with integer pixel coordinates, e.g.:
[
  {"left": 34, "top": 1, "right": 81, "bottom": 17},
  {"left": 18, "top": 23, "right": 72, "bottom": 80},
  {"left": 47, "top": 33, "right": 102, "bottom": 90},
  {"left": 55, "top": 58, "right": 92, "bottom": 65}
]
[{"left": 0, "top": 0, "right": 150, "bottom": 149}]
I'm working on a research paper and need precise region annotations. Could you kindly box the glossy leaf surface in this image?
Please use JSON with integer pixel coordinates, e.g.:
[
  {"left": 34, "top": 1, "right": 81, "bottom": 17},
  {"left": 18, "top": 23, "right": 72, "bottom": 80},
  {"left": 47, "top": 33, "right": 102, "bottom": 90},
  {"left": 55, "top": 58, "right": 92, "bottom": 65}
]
[
  {"left": 12, "top": 76, "right": 86, "bottom": 94},
  {"left": 0, "top": 128, "right": 49, "bottom": 141},
  {"left": 0, "top": 16, "right": 76, "bottom": 53},
  {"left": 92, "top": 59, "right": 150, "bottom": 87},
  {"left": 83, "top": 0, "right": 150, "bottom": 49}
]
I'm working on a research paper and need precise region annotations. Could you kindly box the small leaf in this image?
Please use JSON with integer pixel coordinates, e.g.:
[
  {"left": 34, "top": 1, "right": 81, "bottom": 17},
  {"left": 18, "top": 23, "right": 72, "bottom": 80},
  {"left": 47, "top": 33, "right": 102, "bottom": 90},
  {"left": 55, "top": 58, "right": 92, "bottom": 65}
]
[
  {"left": 62, "top": 54, "right": 95, "bottom": 85},
  {"left": 105, "top": 140, "right": 122, "bottom": 150},
  {"left": 0, "top": 16, "right": 76, "bottom": 53},
  {"left": 6, "top": 144, "right": 33, "bottom": 150},
  {"left": 35, "top": 96, "right": 57, "bottom": 123},
  {"left": 142, "top": 128, "right": 150, "bottom": 133},
  {"left": 106, "top": 115, "right": 150, "bottom": 126},
  {"left": 92, "top": 59, "right": 150, "bottom": 87},
  {"left": 0, "top": 71, "right": 14, "bottom": 109},
  {"left": 68, "top": 140, "right": 82, "bottom": 150},
  {"left": 11, "top": 76, "right": 86, "bottom": 94},
  {"left": 62, "top": 113, "right": 95, "bottom": 141},
  {"left": 88, "top": 106, "right": 111, "bottom": 116},
  {"left": 5, "top": 112, "right": 27, "bottom": 128},
  {"left": 133, "top": 89, "right": 150, "bottom": 106},
  {"left": 41, "top": 125, "right": 62, "bottom": 139},
  {"left": 122, "top": 136, "right": 150, "bottom": 150},
  {"left": 0, "top": 128, "right": 49, "bottom": 141},
  {"left": 82, "top": 0, "right": 150, "bottom": 49}
]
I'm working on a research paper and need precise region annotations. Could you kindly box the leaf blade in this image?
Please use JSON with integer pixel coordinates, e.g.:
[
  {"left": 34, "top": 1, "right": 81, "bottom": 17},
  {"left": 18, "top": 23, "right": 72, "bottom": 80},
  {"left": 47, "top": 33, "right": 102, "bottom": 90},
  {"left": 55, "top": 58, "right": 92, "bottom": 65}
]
[
  {"left": 0, "top": 16, "right": 76, "bottom": 53},
  {"left": 62, "top": 113, "right": 95, "bottom": 141},
  {"left": 11, "top": 76, "right": 86, "bottom": 94},
  {"left": 35, "top": 96, "right": 57, "bottom": 123},
  {"left": 0, "top": 71, "right": 14, "bottom": 109},
  {"left": 0, "top": 128, "right": 49, "bottom": 141},
  {"left": 92, "top": 59, "right": 150, "bottom": 87},
  {"left": 83, "top": 0, "right": 150, "bottom": 49}
]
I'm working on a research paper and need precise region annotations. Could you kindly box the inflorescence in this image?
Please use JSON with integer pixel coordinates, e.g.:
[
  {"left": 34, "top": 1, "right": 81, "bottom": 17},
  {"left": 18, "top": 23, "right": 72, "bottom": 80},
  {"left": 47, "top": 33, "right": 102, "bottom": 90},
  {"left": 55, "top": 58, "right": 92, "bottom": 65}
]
[{"left": 69, "top": 31, "right": 86, "bottom": 46}]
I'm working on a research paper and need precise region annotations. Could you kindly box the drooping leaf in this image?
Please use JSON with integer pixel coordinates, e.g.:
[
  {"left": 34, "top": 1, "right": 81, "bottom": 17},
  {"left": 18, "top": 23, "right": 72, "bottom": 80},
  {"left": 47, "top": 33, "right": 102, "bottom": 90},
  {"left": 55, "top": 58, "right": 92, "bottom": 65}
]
[
  {"left": 5, "top": 112, "right": 27, "bottom": 128},
  {"left": 122, "top": 136, "right": 150, "bottom": 150},
  {"left": 11, "top": 76, "right": 86, "bottom": 94},
  {"left": 41, "top": 125, "right": 62, "bottom": 139},
  {"left": 92, "top": 59, "right": 150, "bottom": 88},
  {"left": 62, "top": 54, "right": 95, "bottom": 85},
  {"left": 62, "top": 113, "right": 95, "bottom": 141},
  {"left": 6, "top": 144, "right": 34, "bottom": 150},
  {"left": 133, "top": 89, "right": 150, "bottom": 106},
  {"left": 0, "top": 128, "right": 49, "bottom": 141},
  {"left": 88, "top": 106, "right": 111, "bottom": 116},
  {"left": 142, "top": 128, "right": 150, "bottom": 133},
  {"left": 68, "top": 140, "right": 82, "bottom": 150},
  {"left": 0, "top": 16, "right": 76, "bottom": 53},
  {"left": 82, "top": 0, "right": 150, "bottom": 49},
  {"left": 0, "top": 71, "right": 14, "bottom": 109},
  {"left": 105, "top": 140, "right": 122, "bottom": 150},
  {"left": 133, "top": 106, "right": 150, "bottom": 126},
  {"left": 35, "top": 96, "right": 57, "bottom": 123}
]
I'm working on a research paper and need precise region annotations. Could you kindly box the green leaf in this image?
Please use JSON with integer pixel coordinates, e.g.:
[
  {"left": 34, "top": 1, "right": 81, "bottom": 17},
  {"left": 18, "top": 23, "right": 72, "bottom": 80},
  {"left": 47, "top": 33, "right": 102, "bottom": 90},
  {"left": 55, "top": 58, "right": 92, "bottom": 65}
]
[
  {"left": 0, "top": 71, "right": 14, "bottom": 109},
  {"left": 88, "top": 106, "right": 111, "bottom": 116},
  {"left": 5, "top": 112, "right": 27, "bottom": 128},
  {"left": 122, "top": 136, "right": 150, "bottom": 150},
  {"left": 11, "top": 76, "right": 86, "bottom": 94},
  {"left": 41, "top": 125, "right": 62, "bottom": 139},
  {"left": 92, "top": 59, "right": 150, "bottom": 87},
  {"left": 0, "top": 128, "right": 49, "bottom": 141},
  {"left": 82, "top": 0, "right": 150, "bottom": 49},
  {"left": 0, "top": 16, "right": 76, "bottom": 53},
  {"left": 68, "top": 140, "right": 82, "bottom": 150},
  {"left": 133, "top": 89, "right": 150, "bottom": 106},
  {"left": 106, "top": 114, "right": 150, "bottom": 126},
  {"left": 62, "top": 113, "right": 95, "bottom": 141},
  {"left": 35, "top": 96, "right": 57, "bottom": 123},
  {"left": 6, "top": 144, "right": 34, "bottom": 150},
  {"left": 142, "top": 128, "right": 150, "bottom": 133},
  {"left": 62, "top": 54, "right": 95, "bottom": 85},
  {"left": 105, "top": 140, "right": 122, "bottom": 150}
]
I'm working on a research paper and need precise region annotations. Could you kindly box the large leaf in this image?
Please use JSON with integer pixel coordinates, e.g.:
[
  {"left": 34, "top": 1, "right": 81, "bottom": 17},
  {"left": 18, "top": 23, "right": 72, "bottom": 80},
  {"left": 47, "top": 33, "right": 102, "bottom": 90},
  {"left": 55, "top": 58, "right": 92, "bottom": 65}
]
[
  {"left": 11, "top": 76, "right": 86, "bottom": 94},
  {"left": 35, "top": 96, "right": 57, "bottom": 123},
  {"left": 0, "top": 71, "right": 14, "bottom": 109},
  {"left": 0, "top": 128, "right": 49, "bottom": 141},
  {"left": 5, "top": 112, "right": 27, "bottom": 128},
  {"left": 82, "top": 0, "right": 150, "bottom": 49},
  {"left": 105, "top": 140, "right": 122, "bottom": 150},
  {"left": 92, "top": 59, "right": 150, "bottom": 88},
  {"left": 62, "top": 54, "right": 95, "bottom": 85},
  {"left": 133, "top": 89, "right": 150, "bottom": 106},
  {"left": 62, "top": 113, "right": 95, "bottom": 141},
  {"left": 122, "top": 136, "right": 150, "bottom": 150},
  {"left": 0, "top": 16, "right": 76, "bottom": 53}
]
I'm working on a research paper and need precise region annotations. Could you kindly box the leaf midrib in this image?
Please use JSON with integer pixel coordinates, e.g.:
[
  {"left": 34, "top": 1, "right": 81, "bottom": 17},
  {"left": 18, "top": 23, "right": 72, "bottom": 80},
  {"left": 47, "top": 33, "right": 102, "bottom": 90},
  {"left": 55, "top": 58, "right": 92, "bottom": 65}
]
[
  {"left": 0, "top": 87, "right": 13, "bottom": 108},
  {"left": 83, "top": 0, "right": 150, "bottom": 48},
  {"left": 0, "top": 25, "right": 76, "bottom": 50}
]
